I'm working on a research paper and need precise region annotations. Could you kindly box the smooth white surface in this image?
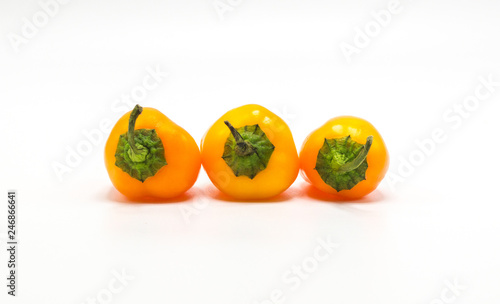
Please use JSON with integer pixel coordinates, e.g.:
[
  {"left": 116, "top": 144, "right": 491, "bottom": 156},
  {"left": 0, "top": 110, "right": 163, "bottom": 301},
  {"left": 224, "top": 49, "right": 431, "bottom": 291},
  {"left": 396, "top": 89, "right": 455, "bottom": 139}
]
[{"left": 1, "top": 1, "right": 500, "bottom": 303}]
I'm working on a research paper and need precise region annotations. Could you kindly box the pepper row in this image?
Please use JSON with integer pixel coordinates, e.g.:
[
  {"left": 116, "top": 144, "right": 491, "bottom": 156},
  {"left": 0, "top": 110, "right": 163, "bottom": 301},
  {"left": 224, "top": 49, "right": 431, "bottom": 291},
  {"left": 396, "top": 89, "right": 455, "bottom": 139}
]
[{"left": 104, "top": 104, "right": 389, "bottom": 201}]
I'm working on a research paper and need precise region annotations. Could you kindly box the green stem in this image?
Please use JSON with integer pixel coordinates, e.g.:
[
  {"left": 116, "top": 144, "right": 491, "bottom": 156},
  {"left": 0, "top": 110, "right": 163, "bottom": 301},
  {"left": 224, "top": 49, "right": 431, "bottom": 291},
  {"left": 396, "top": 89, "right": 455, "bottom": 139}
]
[
  {"left": 224, "top": 121, "right": 245, "bottom": 142},
  {"left": 224, "top": 121, "right": 255, "bottom": 156},
  {"left": 337, "top": 136, "right": 373, "bottom": 173},
  {"left": 127, "top": 105, "right": 148, "bottom": 162},
  {"left": 128, "top": 105, "right": 142, "bottom": 153}
]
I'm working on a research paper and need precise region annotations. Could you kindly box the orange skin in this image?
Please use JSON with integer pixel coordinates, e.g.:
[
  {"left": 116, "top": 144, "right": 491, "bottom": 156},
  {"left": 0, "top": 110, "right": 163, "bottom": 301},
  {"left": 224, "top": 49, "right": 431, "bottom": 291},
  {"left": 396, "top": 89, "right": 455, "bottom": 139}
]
[
  {"left": 105, "top": 107, "right": 201, "bottom": 200},
  {"left": 300, "top": 116, "right": 389, "bottom": 199},
  {"left": 201, "top": 104, "right": 299, "bottom": 200}
]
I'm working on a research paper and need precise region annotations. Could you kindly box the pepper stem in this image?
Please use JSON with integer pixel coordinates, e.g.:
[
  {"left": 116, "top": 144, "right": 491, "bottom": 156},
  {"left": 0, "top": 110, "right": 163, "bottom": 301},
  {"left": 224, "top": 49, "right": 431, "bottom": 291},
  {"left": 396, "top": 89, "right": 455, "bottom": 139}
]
[
  {"left": 127, "top": 105, "right": 148, "bottom": 162},
  {"left": 224, "top": 121, "right": 245, "bottom": 142},
  {"left": 337, "top": 136, "right": 373, "bottom": 173},
  {"left": 224, "top": 121, "right": 255, "bottom": 156}
]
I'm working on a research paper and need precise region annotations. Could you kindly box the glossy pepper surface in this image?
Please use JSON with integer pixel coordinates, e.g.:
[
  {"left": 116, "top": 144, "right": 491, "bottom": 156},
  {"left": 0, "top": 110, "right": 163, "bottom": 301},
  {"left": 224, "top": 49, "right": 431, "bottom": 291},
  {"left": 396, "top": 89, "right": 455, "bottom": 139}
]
[
  {"left": 105, "top": 105, "right": 201, "bottom": 199},
  {"left": 201, "top": 104, "right": 299, "bottom": 200},
  {"left": 300, "top": 116, "right": 389, "bottom": 199}
]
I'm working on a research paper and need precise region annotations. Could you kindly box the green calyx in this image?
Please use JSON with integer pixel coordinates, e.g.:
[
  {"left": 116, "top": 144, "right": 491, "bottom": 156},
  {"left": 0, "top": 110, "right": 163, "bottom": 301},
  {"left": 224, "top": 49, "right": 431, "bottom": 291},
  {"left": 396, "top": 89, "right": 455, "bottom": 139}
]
[
  {"left": 222, "top": 121, "right": 275, "bottom": 179},
  {"left": 314, "top": 135, "right": 373, "bottom": 191},
  {"left": 115, "top": 105, "right": 167, "bottom": 182}
]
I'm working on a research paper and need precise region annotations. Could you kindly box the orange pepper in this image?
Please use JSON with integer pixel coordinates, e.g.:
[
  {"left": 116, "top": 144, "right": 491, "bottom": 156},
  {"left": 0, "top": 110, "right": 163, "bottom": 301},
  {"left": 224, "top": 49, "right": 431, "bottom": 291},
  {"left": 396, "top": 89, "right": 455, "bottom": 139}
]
[
  {"left": 105, "top": 105, "right": 201, "bottom": 199},
  {"left": 201, "top": 104, "right": 299, "bottom": 200},
  {"left": 300, "top": 116, "right": 389, "bottom": 199}
]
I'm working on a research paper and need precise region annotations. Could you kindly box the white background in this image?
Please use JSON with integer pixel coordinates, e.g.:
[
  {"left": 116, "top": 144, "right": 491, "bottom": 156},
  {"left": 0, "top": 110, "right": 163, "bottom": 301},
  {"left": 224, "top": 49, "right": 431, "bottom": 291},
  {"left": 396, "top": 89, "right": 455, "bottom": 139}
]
[{"left": 1, "top": 0, "right": 500, "bottom": 303}]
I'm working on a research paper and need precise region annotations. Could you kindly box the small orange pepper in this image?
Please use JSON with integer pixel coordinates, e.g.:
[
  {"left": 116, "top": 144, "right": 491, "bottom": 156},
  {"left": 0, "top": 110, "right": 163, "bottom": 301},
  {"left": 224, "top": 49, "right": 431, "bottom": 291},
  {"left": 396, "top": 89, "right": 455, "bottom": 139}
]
[
  {"left": 300, "top": 116, "right": 389, "bottom": 199},
  {"left": 201, "top": 104, "right": 299, "bottom": 200},
  {"left": 105, "top": 105, "right": 201, "bottom": 199}
]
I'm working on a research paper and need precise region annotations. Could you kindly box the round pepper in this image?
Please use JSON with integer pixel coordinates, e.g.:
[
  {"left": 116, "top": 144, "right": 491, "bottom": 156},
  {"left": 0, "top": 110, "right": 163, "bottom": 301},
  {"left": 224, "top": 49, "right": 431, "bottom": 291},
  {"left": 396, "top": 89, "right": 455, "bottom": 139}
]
[
  {"left": 201, "top": 104, "right": 299, "bottom": 200},
  {"left": 105, "top": 105, "right": 201, "bottom": 199},
  {"left": 300, "top": 116, "right": 389, "bottom": 199}
]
